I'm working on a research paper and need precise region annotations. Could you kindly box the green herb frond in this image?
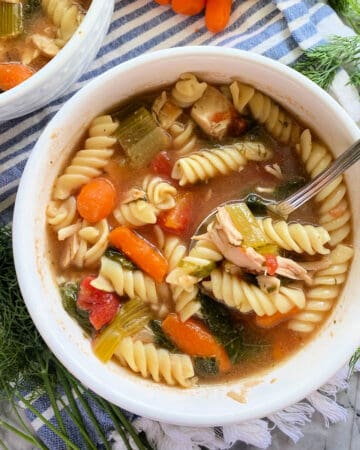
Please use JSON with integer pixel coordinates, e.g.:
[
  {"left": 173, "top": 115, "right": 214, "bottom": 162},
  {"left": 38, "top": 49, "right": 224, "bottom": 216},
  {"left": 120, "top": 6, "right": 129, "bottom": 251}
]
[
  {"left": 329, "top": 0, "right": 360, "bottom": 34},
  {"left": 348, "top": 347, "right": 360, "bottom": 378},
  {"left": 293, "top": 35, "right": 360, "bottom": 90}
]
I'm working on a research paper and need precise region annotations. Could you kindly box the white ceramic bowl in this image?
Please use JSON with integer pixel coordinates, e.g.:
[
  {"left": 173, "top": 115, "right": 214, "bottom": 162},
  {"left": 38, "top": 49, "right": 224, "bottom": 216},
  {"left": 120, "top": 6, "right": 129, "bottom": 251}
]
[
  {"left": 0, "top": 0, "right": 114, "bottom": 122},
  {"left": 13, "top": 47, "right": 360, "bottom": 426}
]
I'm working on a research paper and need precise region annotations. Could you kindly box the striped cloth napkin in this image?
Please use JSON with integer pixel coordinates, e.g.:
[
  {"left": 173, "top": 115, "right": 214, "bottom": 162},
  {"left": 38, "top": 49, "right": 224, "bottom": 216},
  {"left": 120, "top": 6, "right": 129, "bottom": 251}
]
[{"left": 1, "top": 1, "right": 359, "bottom": 449}]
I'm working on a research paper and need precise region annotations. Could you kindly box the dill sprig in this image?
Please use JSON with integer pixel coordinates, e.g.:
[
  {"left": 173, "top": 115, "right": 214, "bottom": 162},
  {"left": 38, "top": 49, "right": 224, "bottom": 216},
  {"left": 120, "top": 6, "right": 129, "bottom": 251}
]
[
  {"left": 293, "top": 35, "right": 360, "bottom": 90},
  {"left": 329, "top": 0, "right": 360, "bottom": 34},
  {"left": 348, "top": 347, "right": 360, "bottom": 378},
  {"left": 0, "top": 224, "right": 151, "bottom": 450}
]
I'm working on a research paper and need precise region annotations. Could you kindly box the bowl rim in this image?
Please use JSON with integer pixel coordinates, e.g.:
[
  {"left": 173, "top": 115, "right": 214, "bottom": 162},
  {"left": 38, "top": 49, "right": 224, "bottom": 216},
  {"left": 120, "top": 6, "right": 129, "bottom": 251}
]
[
  {"left": 0, "top": 0, "right": 113, "bottom": 111},
  {"left": 13, "top": 46, "right": 360, "bottom": 426}
]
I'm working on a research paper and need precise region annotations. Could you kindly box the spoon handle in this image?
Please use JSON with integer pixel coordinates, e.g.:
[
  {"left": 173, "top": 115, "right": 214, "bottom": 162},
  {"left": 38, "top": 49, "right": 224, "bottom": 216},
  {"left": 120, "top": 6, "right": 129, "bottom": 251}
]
[{"left": 273, "top": 138, "right": 360, "bottom": 217}]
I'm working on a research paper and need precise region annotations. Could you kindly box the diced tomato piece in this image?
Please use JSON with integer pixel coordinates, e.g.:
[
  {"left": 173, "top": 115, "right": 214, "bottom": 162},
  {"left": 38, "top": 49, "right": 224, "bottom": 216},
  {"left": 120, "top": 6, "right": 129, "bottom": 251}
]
[
  {"left": 265, "top": 254, "right": 278, "bottom": 276},
  {"left": 78, "top": 276, "right": 120, "bottom": 330},
  {"left": 149, "top": 151, "right": 173, "bottom": 178},
  {"left": 157, "top": 192, "right": 193, "bottom": 235}
]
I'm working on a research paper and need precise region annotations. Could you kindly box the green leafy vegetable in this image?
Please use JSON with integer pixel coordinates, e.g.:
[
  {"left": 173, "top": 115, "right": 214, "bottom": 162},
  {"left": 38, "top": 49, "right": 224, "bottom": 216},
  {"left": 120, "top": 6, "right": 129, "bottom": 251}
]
[
  {"left": 245, "top": 193, "right": 268, "bottom": 216},
  {"left": 149, "top": 320, "right": 179, "bottom": 352},
  {"left": 105, "top": 247, "right": 137, "bottom": 270},
  {"left": 0, "top": 1, "right": 23, "bottom": 38},
  {"left": 293, "top": 36, "right": 360, "bottom": 91},
  {"left": 329, "top": 0, "right": 360, "bottom": 34},
  {"left": 273, "top": 176, "right": 306, "bottom": 200},
  {"left": 115, "top": 106, "right": 169, "bottom": 169},
  {"left": 199, "top": 293, "right": 265, "bottom": 364},
  {"left": 60, "top": 282, "right": 92, "bottom": 334},
  {"left": 194, "top": 357, "right": 219, "bottom": 377},
  {"left": 93, "top": 297, "right": 151, "bottom": 362},
  {"left": 348, "top": 347, "right": 360, "bottom": 378},
  {"left": 0, "top": 224, "right": 151, "bottom": 450}
]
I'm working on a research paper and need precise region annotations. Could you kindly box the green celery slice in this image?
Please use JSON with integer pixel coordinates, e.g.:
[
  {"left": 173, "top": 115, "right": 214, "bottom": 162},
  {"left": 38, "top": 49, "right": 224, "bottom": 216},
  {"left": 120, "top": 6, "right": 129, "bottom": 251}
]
[
  {"left": 0, "top": 2, "right": 23, "bottom": 38},
  {"left": 179, "top": 260, "right": 216, "bottom": 278},
  {"left": 115, "top": 106, "right": 169, "bottom": 168},
  {"left": 93, "top": 297, "right": 151, "bottom": 363},
  {"left": 225, "top": 202, "right": 270, "bottom": 249}
]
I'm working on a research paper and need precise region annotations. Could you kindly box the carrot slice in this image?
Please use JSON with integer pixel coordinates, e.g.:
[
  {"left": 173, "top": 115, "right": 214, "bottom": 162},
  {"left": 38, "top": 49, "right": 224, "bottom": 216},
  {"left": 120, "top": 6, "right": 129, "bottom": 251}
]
[
  {"left": 255, "top": 307, "right": 300, "bottom": 329},
  {"left": 109, "top": 226, "right": 168, "bottom": 283},
  {"left": 205, "top": 0, "right": 232, "bottom": 33},
  {"left": 172, "top": 0, "right": 206, "bottom": 15},
  {"left": 77, "top": 178, "right": 117, "bottom": 223},
  {"left": 162, "top": 313, "right": 231, "bottom": 372},
  {"left": 0, "top": 63, "right": 34, "bottom": 91}
]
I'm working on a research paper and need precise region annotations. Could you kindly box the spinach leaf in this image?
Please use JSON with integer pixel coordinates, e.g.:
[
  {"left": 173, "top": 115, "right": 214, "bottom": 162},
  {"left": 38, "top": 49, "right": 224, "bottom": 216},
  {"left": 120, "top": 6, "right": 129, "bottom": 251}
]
[
  {"left": 194, "top": 357, "right": 219, "bottom": 377},
  {"left": 105, "top": 247, "right": 137, "bottom": 270},
  {"left": 273, "top": 177, "right": 306, "bottom": 200},
  {"left": 149, "top": 320, "right": 179, "bottom": 353},
  {"left": 60, "top": 282, "right": 92, "bottom": 335},
  {"left": 245, "top": 193, "right": 268, "bottom": 216}
]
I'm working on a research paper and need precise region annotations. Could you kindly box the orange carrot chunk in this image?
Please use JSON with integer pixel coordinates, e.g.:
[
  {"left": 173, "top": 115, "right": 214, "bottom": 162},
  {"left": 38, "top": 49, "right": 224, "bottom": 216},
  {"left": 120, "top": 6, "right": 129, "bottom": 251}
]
[
  {"left": 255, "top": 307, "right": 300, "bottom": 329},
  {"left": 0, "top": 63, "right": 34, "bottom": 91},
  {"left": 205, "top": 0, "right": 232, "bottom": 33},
  {"left": 162, "top": 313, "right": 231, "bottom": 372},
  {"left": 172, "top": 0, "right": 206, "bottom": 16},
  {"left": 109, "top": 226, "right": 168, "bottom": 283},
  {"left": 77, "top": 178, "right": 117, "bottom": 223}
]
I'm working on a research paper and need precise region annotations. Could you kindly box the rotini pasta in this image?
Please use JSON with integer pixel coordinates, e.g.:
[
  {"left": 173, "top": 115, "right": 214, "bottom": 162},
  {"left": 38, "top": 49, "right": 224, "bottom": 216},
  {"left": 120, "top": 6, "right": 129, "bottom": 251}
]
[
  {"left": 230, "top": 81, "right": 302, "bottom": 145},
  {"left": 113, "top": 199, "right": 158, "bottom": 228},
  {"left": 53, "top": 115, "right": 118, "bottom": 200},
  {"left": 60, "top": 218, "right": 109, "bottom": 269},
  {"left": 169, "top": 119, "right": 199, "bottom": 155},
  {"left": 171, "top": 73, "right": 207, "bottom": 108},
  {"left": 114, "top": 337, "right": 195, "bottom": 387},
  {"left": 288, "top": 244, "right": 354, "bottom": 333},
  {"left": 42, "top": 0, "right": 84, "bottom": 44},
  {"left": 296, "top": 130, "right": 351, "bottom": 246},
  {"left": 91, "top": 256, "right": 159, "bottom": 304},
  {"left": 154, "top": 226, "right": 187, "bottom": 272},
  {"left": 202, "top": 268, "right": 306, "bottom": 316},
  {"left": 46, "top": 196, "right": 78, "bottom": 237},
  {"left": 142, "top": 176, "right": 177, "bottom": 211},
  {"left": 257, "top": 218, "right": 331, "bottom": 255},
  {"left": 171, "top": 142, "right": 272, "bottom": 186}
]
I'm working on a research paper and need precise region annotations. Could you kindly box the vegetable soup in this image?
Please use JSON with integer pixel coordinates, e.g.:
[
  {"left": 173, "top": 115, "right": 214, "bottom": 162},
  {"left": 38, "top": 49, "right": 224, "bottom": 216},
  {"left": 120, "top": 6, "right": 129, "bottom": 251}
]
[
  {"left": 47, "top": 74, "right": 353, "bottom": 387},
  {"left": 0, "top": 0, "right": 90, "bottom": 91}
]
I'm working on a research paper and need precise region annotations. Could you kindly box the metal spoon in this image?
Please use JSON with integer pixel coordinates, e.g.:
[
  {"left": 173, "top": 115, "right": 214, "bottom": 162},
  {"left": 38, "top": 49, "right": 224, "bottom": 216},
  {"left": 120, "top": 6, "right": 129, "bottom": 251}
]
[{"left": 194, "top": 138, "right": 360, "bottom": 236}]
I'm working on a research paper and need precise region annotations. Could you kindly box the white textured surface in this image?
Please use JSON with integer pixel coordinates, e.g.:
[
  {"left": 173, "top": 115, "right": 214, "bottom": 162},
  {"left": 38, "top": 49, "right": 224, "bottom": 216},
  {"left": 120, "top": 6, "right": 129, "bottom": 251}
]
[{"left": 0, "top": 0, "right": 114, "bottom": 122}]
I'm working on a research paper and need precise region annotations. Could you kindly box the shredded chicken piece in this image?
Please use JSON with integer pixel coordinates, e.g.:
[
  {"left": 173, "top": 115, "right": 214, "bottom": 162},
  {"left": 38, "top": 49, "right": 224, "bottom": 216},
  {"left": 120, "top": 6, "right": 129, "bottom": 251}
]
[
  {"left": 31, "top": 34, "right": 60, "bottom": 58},
  {"left": 122, "top": 187, "right": 147, "bottom": 204},
  {"left": 264, "top": 163, "right": 283, "bottom": 180},
  {"left": 216, "top": 207, "right": 243, "bottom": 246},
  {"left": 275, "top": 256, "right": 312, "bottom": 285},
  {"left": 255, "top": 186, "right": 275, "bottom": 194}
]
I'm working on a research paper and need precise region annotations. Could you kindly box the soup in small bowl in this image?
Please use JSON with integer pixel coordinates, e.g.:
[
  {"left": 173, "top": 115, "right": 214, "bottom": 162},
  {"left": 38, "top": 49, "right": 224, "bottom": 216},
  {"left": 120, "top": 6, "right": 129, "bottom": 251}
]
[
  {"left": 13, "top": 47, "right": 360, "bottom": 426},
  {"left": 0, "top": 0, "right": 114, "bottom": 121}
]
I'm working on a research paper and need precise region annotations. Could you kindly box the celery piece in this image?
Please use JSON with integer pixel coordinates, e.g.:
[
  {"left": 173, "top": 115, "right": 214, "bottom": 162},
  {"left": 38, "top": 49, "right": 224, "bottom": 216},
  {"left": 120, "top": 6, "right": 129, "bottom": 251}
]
[
  {"left": 0, "top": 2, "right": 23, "bottom": 38},
  {"left": 93, "top": 298, "right": 151, "bottom": 363},
  {"left": 179, "top": 260, "right": 216, "bottom": 278},
  {"left": 225, "top": 202, "right": 269, "bottom": 249},
  {"left": 256, "top": 243, "right": 279, "bottom": 256},
  {"left": 115, "top": 106, "right": 169, "bottom": 169}
]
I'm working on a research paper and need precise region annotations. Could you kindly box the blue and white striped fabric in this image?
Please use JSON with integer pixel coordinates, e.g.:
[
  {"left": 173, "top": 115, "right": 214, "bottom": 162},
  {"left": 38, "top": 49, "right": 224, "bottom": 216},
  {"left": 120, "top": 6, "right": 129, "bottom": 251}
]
[{"left": 0, "top": 1, "right": 357, "bottom": 448}]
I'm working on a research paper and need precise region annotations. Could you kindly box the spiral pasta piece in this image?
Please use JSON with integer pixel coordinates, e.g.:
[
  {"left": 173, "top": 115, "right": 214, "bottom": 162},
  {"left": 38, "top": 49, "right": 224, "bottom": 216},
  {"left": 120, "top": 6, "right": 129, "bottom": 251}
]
[
  {"left": 42, "top": 0, "right": 84, "bottom": 43},
  {"left": 154, "top": 226, "right": 187, "bottom": 272},
  {"left": 171, "top": 142, "right": 271, "bottom": 186},
  {"left": 230, "top": 81, "right": 302, "bottom": 145},
  {"left": 114, "top": 337, "right": 195, "bottom": 387},
  {"left": 60, "top": 219, "right": 109, "bottom": 269},
  {"left": 46, "top": 196, "right": 78, "bottom": 237},
  {"left": 53, "top": 116, "right": 118, "bottom": 200},
  {"left": 91, "top": 256, "right": 159, "bottom": 304},
  {"left": 169, "top": 119, "right": 199, "bottom": 155},
  {"left": 171, "top": 73, "right": 207, "bottom": 108},
  {"left": 113, "top": 199, "right": 158, "bottom": 228},
  {"left": 288, "top": 244, "right": 353, "bottom": 333},
  {"left": 296, "top": 130, "right": 351, "bottom": 246},
  {"left": 257, "top": 218, "right": 331, "bottom": 255},
  {"left": 142, "top": 176, "right": 177, "bottom": 210},
  {"left": 203, "top": 269, "right": 306, "bottom": 316}
]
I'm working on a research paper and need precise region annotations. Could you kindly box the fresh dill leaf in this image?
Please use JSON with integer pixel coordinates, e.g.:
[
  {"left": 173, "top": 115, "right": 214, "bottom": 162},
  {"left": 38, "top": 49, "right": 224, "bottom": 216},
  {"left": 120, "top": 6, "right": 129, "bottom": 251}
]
[
  {"left": 293, "top": 36, "right": 360, "bottom": 90},
  {"left": 329, "top": 0, "right": 360, "bottom": 34},
  {"left": 348, "top": 347, "right": 360, "bottom": 378}
]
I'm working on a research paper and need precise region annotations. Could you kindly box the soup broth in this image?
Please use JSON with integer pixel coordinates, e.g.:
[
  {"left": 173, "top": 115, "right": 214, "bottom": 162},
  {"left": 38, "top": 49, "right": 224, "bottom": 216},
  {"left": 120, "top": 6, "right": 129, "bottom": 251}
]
[
  {"left": 0, "top": 0, "right": 90, "bottom": 91},
  {"left": 47, "top": 74, "right": 353, "bottom": 387}
]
